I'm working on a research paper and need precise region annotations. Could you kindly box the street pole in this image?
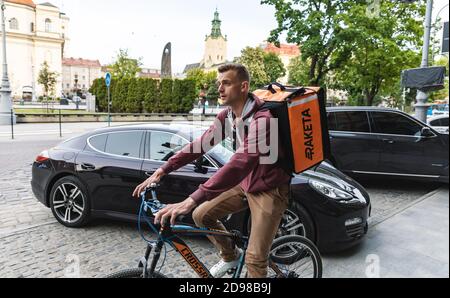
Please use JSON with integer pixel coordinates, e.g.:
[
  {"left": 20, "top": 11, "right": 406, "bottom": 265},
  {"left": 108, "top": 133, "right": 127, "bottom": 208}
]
[
  {"left": 107, "top": 85, "right": 111, "bottom": 127},
  {"left": 415, "top": 0, "right": 434, "bottom": 123},
  {"left": 0, "top": 0, "right": 15, "bottom": 125}
]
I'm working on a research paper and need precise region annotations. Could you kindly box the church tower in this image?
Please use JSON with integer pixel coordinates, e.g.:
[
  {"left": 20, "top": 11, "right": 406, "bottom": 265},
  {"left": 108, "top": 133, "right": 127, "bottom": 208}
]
[{"left": 202, "top": 9, "right": 227, "bottom": 69}]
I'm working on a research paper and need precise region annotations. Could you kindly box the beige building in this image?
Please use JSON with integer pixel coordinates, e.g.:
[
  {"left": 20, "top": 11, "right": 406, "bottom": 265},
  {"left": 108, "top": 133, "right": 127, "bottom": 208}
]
[
  {"left": 184, "top": 9, "right": 228, "bottom": 73},
  {"left": 1, "top": 0, "right": 69, "bottom": 100},
  {"left": 262, "top": 43, "right": 301, "bottom": 84},
  {"left": 62, "top": 58, "right": 102, "bottom": 95}
]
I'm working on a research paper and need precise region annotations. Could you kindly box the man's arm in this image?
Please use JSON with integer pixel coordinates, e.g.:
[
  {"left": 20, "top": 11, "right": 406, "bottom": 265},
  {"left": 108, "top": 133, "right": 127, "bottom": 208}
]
[
  {"left": 189, "top": 114, "right": 272, "bottom": 205},
  {"left": 132, "top": 111, "right": 227, "bottom": 197}
]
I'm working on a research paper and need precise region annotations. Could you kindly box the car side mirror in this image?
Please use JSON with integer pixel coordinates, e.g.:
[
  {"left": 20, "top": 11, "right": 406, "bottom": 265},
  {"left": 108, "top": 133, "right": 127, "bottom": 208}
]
[
  {"left": 421, "top": 127, "right": 435, "bottom": 138},
  {"left": 193, "top": 158, "right": 208, "bottom": 174}
]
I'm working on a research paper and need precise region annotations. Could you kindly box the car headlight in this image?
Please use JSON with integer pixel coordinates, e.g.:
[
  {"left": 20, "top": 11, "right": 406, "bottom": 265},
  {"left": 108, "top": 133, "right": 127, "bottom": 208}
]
[{"left": 309, "top": 180, "right": 354, "bottom": 201}]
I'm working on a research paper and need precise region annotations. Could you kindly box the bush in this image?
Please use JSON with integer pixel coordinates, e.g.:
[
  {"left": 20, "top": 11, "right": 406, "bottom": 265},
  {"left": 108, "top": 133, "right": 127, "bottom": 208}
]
[
  {"left": 89, "top": 77, "right": 199, "bottom": 113},
  {"left": 142, "top": 79, "right": 159, "bottom": 113}
]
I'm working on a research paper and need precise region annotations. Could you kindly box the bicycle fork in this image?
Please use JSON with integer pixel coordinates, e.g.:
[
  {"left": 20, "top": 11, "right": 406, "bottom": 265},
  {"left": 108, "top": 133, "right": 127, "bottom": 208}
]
[{"left": 138, "top": 241, "right": 164, "bottom": 278}]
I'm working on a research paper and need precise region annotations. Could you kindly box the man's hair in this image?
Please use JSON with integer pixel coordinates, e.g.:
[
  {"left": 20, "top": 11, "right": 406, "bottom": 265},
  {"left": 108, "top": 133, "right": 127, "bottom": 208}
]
[{"left": 218, "top": 63, "right": 251, "bottom": 83}]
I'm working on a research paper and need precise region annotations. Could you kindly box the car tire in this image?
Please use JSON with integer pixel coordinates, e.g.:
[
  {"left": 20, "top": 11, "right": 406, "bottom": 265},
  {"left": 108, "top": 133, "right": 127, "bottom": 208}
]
[
  {"left": 247, "top": 201, "right": 316, "bottom": 243},
  {"left": 49, "top": 176, "right": 91, "bottom": 228}
]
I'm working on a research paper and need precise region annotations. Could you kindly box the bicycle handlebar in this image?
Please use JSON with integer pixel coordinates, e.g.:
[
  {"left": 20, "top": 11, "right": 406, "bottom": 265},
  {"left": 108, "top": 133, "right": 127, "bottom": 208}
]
[{"left": 139, "top": 184, "right": 187, "bottom": 224}]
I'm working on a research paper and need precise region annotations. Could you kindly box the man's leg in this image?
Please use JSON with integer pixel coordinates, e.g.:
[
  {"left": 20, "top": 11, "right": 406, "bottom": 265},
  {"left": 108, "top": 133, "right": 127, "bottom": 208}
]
[
  {"left": 245, "top": 184, "right": 290, "bottom": 278},
  {"left": 192, "top": 185, "right": 248, "bottom": 262}
]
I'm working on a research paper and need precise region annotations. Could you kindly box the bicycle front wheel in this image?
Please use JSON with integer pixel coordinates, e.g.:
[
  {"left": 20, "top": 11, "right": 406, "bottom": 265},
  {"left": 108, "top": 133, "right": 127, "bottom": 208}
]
[
  {"left": 105, "top": 268, "right": 167, "bottom": 279},
  {"left": 268, "top": 235, "right": 322, "bottom": 278}
]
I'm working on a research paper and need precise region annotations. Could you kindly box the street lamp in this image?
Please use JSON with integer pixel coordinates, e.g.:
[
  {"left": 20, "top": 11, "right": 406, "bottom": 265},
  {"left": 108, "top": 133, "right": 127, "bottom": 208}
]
[
  {"left": 0, "top": 0, "right": 15, "bottom": 125},
  {"left": 414, "top": 0, "right": 434, "bottom": 123}
]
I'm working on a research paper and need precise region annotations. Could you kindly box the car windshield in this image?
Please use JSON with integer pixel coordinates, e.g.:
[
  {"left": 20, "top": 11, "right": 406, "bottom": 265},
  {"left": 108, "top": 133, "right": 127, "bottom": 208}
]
[{"left": 192, "top": 129, "right": 235, "bottom": 165}]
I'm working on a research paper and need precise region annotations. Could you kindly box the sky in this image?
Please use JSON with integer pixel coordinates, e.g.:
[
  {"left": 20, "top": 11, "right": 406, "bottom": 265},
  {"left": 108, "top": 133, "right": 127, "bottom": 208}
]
[
  {"left": 55, "top": 0, "right": 449, "bottom": 74},
  {"left": 57, "top": 0, "right": 279, "bottom": 73}
]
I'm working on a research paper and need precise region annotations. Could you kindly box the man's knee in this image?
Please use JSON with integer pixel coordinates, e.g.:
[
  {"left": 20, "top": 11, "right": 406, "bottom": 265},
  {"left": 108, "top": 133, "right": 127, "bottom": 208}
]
[
  {"left": 192, "top": 206, "right": 216, "bottom": 227},
  {"left": 192, "top": 207, "right": 205, "bottom": 227}
]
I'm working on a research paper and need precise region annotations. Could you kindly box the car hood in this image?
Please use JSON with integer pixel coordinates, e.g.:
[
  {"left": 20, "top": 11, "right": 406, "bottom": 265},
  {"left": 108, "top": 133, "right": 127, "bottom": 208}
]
[{"left": 295, "top": 162, "right": 370, "bottom": 202}]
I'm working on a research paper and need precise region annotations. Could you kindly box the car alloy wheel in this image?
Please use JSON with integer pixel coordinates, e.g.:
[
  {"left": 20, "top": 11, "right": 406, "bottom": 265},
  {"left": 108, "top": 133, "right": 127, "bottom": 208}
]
[
  {"left": 52, "top": 182, "right": 85, "bottom": 224},
  {"left": 277, "top": 209, "right": 306, "bottom": 238}
]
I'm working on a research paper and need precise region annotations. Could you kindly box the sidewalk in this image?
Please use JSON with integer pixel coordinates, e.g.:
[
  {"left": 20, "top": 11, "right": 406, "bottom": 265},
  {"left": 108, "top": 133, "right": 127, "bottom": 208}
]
[{"left": 323, "top": 186, "right": 449, "bottom": 278}]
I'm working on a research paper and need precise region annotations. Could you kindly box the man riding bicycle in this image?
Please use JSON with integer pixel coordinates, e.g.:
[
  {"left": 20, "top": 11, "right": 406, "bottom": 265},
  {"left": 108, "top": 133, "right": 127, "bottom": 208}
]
[{"left": 133, "top": 63, "right": 291, "bottom": 278}]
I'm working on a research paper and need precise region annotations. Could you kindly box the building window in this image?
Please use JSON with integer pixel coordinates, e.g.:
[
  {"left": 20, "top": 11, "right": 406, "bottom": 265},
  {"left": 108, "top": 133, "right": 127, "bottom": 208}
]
[
  {"left": 66, "top": 84, "right": 70, "bottom": 88},
  {"left": 30, "top": 22, "right": 34, "bottom": 32},
  {"left": 45, "top": 19, "right": 52, "bottom": 32},
  {"left": 9, "top": 18, "right": 19, "bottom": 30}
]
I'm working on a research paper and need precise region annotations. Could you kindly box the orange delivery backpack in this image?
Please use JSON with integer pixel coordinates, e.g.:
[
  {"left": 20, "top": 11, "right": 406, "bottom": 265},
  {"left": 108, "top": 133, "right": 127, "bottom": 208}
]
[{"left": 253, "top": 82, "right": 331, "bottom": 175}]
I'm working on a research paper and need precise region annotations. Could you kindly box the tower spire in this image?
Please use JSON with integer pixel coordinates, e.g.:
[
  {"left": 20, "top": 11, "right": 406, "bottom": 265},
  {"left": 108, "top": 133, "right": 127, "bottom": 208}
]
[{"left": 210, "top": 9, "right": 222, "bottom": 39}]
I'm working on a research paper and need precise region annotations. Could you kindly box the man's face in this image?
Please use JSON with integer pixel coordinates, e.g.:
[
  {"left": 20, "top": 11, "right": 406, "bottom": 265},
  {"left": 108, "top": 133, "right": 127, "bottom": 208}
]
[{"left": 217, "top": 70, "right": 249, "bottom": 106}]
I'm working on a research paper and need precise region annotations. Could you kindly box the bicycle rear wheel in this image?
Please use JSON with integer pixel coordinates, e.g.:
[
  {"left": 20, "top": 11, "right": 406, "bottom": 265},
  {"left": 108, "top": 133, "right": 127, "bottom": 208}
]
[
  {"left": 105, "top": 268, "right": 167, "bottom": 278},
  {"left": 268, "top": 235, "right": 322, "bottom": 278}
]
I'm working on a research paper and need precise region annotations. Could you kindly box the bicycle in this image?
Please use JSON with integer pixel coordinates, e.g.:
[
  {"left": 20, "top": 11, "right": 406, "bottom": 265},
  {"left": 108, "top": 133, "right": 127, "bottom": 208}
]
[{"left": 106, "top": 184, "right": 322, "bottom": 278}]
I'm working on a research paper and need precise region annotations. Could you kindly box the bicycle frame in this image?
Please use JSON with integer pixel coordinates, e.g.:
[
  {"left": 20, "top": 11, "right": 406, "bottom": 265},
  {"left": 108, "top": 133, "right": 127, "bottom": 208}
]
[
  {"left": 138, "top": 187, "right": 286, "bottom": 279},
  {"left": 140, "top": 223, "right": 249, "bottom": 279}
]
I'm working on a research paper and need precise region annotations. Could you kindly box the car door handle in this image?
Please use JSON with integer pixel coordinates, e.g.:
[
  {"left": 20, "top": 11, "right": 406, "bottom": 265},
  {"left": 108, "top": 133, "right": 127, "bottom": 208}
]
[
  {"left": 382, "top": 139, "right": 395, "bottom": 144},
  {"left": 81, "top": 163, "right": 96, "bottom": 170},
  {"left": 145, "top": 171, "right": 155, "bottom": 177}
]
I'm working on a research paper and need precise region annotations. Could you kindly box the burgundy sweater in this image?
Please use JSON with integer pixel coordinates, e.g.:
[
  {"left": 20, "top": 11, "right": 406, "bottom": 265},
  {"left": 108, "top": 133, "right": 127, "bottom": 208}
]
[{"left": 160, "top": 94, "right": 291, "bottom": 205}]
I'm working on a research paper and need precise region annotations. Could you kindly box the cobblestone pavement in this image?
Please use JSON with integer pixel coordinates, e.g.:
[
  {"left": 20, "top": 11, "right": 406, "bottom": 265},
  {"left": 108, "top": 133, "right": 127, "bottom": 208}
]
[{"left": 0, "top": 160, "right": 443, "bottom": 278}]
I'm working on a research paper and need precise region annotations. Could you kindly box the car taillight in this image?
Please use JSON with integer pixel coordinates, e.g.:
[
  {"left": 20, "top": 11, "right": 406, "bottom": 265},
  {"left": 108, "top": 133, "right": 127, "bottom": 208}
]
[{"left": 36, "top": 150, "right": 50, "bottom": 163}]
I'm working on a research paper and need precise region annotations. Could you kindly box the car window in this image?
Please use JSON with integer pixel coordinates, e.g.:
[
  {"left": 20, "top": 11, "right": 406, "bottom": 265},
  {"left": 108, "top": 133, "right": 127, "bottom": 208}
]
[
  {"left": 89, "top": 134, "right": 107, "bottom": 152},
  {"left": 440, "top": 118, "right": 449, "bottom": 127},
  {"left": 104, "top": 131, "right": 144, "bottom": 158},
  {"left": 327, "top": 113, "right": 337, "bottom": 131},
  {"left": 149, "top": 131, "right": 189, "bottom": 161},
  {"left": 429, "top": 119, "right": 442, "bottom": 126},
  {"left": 372, "top": 112, "right": 422, "bottom": 136},
  {"left": 332, "top": 112, "right": 370, "bottom": 133}
]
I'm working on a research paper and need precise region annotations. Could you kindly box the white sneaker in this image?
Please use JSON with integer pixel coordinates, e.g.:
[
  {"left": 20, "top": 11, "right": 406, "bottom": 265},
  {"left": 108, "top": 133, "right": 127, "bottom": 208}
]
[{"left": 210, "top": 249, "right": 243, "bottom": 278}]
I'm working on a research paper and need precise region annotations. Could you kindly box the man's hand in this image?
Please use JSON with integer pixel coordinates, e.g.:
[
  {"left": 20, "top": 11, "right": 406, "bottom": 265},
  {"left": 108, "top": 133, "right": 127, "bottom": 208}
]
[
  {"left": 132, "top": 168, "right": 165, "bottom": 198},
  {"left": 154, "top": 197, "right": 198, "bottom": 226}
]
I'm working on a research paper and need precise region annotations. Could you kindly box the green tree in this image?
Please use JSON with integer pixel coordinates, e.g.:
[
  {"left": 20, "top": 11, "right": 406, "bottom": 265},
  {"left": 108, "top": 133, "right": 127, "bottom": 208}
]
[
  {"left": 264, "top": 52, "right": 286, "bottom": 82},
  {"left": 288, "top": 56, "right": 311, "bottom": 86},
  {"left": 186, "top": 68, "right": 218, "bottom": 95},
  {"left": 262, "top": 0, "right": 363, "bottom": 86},
  {"left": 112, "top": 79, "right": 130, "bottom": 112},
  {"left": 429, "top": 56, "right": 449, "bottom": 102},
  {"left": 126, "top": 78, "right": 142, "bottom": 113},
  {"left": 172, "top": 79, "right": 184, "bottom": 113},
  {"left": 330, "top": 1, "right": 424, "bottom": 106},
  {"left": 235, "top": 47, "right": 270, "bottom": 90},
  {"left": 109, "top": 49, "right": 143, "bottom": 80},
  {"left": 181, "top": 79, "right": 197, "bottom": 113},
  {"left": 206, "top": 84, "right": 220, "bottom": 103},
  {"left": 159, "top": 79, "right": 173, "bottom": 113},
  {"left": 37, "top": 61, "right": 58, "bottom": 98},
  {"left": 90, "top": 78, "right": 107, "bottom": 112},
  {"left": 142, "top": 79, "right": 159, "bottom": 113}
]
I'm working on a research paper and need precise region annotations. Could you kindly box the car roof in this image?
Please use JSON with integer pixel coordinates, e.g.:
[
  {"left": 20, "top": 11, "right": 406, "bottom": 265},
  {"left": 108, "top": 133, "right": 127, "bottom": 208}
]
[
  {"left": 327, "top": 106, "right": 403, "bottom": 113},
  {"left": 85, "top": 123, "right": 206, "bottom": 140}
]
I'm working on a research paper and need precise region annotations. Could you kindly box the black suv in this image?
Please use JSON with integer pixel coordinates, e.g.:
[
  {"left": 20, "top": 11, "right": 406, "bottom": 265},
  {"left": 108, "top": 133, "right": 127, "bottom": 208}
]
[{"left": 327, "top": 107, "right": 449, "bottom": 183}]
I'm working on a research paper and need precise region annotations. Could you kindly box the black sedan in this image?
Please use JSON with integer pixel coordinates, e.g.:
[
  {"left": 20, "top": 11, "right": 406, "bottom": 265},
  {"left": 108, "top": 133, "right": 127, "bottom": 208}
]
[
  {"left": 327, "top": 107, "right": 449, "bottom": 183},
  {"left": 31, "top": 124, "right": 371, "bottom": 253}
]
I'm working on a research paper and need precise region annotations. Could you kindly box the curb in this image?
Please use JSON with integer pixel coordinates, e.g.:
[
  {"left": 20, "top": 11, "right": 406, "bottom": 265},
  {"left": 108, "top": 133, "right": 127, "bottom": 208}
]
[{"left": 370, "top": 186, "right": 447, "bottom": 228}]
